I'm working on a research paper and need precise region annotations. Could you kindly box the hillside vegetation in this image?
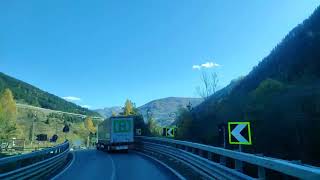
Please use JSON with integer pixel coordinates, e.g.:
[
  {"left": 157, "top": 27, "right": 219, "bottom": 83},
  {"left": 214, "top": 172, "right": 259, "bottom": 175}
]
[
  {"left": 176, "top": 6, "right": 320, "bottom": 166},
  {"left": 0, "top": 88, "right": 91, "bottom": 149},
  {"left": 0, "top": 72, "right": 100, "bottom": 116}
]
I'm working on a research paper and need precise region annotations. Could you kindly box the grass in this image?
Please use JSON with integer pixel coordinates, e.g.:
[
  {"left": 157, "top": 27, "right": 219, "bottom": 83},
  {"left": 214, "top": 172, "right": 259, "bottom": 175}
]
[{"left": 15, "top": 107, "right": 90, "bottom": 148}]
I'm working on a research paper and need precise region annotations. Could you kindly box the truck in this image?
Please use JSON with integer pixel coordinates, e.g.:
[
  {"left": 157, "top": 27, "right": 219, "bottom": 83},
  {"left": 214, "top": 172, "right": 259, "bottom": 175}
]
[{"left": 96, "top": 116, "right": 134, "bottom": 152}]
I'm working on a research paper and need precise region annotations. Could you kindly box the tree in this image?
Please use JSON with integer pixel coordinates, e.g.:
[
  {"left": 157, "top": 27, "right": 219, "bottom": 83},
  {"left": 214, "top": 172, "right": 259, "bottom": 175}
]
[
  {"left": 45, "top": 118, "right": 50, "bottom": 124},
  {"left": 111, "top": 111, "right": 117, "bottom": 117},
  {"left": 84, "top": 117, "right": 96, "bottom": 134},
  {"left": 123, "top": 99, "right": 136, "bottom": 116},
  {"left": 176, "top": 107, "right": 193, "bottom": 139},
  {"left": 78, "top": 122, "right": 90, "bottom": 145},
  {"left": 145, "top": 108, "right": 160, "bottom": 136},
  {"left": 196, "top": 71, "right": 219, "bottom": 100},
  {"left": 0, "top": 89, "right": 19, "bottom": 139},
  {"left": 251, "top": 78, "right": 286, "bottom": 99},
  {"left": 147, "top": 117, "right": 161, "bottom": 136}
]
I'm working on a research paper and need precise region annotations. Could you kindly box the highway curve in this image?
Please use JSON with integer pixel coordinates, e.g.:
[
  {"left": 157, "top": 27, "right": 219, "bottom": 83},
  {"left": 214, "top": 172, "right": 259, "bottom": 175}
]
[{"left": 54, "top": 149, "right": 179, "bottom": 180}]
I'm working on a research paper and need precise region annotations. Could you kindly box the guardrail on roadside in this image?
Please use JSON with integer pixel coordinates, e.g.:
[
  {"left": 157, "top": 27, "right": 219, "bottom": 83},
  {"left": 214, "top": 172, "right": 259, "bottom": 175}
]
[
  {"left": 135, "top": 136, "right": 320, "bottom": 180},
  {"left": 0, "top": 141, "right": 70, "bottom": 179}
]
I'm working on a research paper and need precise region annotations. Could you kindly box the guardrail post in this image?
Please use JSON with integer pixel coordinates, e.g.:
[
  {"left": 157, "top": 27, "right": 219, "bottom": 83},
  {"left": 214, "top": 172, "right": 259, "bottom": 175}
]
[
  {"left": 191, "top": 148, "right": 195, "bottom": 154},
  {"left": 208, "top": 152, "right": 213, "bottom": 160},
  {"left": 258, "top": 166, "right": 266, "bottom": 180},
  {"left": 235, "top": 160, "right": 243, "bottom": 172},
  {"left": 16, "top": 160, "right": 22, "bottom": 169},
  {"left": 199, "top": 149, "right": 203, "bottom": 157},
  {"left": 220, "top": 156, "right": 226, "bottom": 166}
]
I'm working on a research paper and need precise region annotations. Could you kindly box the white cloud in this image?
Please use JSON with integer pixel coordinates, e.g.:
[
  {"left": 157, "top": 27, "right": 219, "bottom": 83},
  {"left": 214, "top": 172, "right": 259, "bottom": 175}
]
[
  {"left": 81, "top": 105, "right": 91, "bottom": 109},
  {"left": 192, "top": 61, "right": 220, "bottom": 70},
  {"left": 192, "top": 65, "right": 201, "bottom": 70},
  {"left": 63, "top": 96, "right": 81, "bottom": 101}
]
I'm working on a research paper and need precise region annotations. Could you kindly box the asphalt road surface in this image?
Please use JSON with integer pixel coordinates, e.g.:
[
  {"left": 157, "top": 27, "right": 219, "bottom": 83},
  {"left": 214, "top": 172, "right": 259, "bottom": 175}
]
[{"left": 55, "top": 149, "right": 179, "bottom": 180}]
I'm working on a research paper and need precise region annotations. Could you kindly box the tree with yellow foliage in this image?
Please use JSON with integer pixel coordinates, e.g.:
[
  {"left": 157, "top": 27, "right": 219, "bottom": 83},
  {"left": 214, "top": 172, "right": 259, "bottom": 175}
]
[
  {"left": 123, "top": 99, "right": 134, "bottom": 116},
  {"left": 84, "top": 117, "right": 96, "bottom": 134},
  {"left": 0, "top": 89, "right": 21, "bottom": 139}
]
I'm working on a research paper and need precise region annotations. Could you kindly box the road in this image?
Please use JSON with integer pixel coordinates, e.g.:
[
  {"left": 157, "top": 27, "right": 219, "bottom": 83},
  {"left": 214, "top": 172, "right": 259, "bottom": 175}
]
[{"left": 55, "top": 149, "right": 179, "bottom": 180}]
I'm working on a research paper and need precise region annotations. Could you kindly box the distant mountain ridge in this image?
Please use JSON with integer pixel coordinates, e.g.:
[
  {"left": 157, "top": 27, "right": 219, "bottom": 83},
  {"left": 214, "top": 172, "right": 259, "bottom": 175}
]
[
  {"left": 95, "top": 97, "right": 203, "bottom": 126},
  {"left": 95, "top": 106, "right": 122, "bottom": 118},
  {"left": 0, "top": 72, "right": 100, "bottom": 116},
  {"left": 138, "top": 97, "right": 203, "bottom": 126}
]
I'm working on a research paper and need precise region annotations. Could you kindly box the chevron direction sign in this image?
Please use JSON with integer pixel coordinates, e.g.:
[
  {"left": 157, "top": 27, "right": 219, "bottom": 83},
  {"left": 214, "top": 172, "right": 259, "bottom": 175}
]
[
  {"left": 162, "top": 127, "right": 177, "bottom": 138},
  {"left": 228, "top": 122, "right": 252, "bottom": 145}
]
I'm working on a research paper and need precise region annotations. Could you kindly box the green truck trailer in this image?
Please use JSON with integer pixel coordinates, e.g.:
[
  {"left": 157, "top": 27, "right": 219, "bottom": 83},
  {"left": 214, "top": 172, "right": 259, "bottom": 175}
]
[{"left": 96, "top": 116, "right": 134, "bottom": 152}]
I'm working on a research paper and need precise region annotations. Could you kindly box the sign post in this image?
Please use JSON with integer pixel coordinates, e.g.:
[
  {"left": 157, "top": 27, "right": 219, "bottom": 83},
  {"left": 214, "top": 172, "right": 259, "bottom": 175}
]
[
  {"left": 228, "top": 121, "right": 252, "bottom": 172},
  {"left": 218, "top": 123, "right": 227, "bottom": 148}
]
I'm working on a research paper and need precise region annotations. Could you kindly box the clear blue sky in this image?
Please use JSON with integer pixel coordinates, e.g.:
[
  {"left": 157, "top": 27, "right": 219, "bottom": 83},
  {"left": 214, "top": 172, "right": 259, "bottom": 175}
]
[{"left": 0, "top": 1, "right": 319, "bottom": 109}]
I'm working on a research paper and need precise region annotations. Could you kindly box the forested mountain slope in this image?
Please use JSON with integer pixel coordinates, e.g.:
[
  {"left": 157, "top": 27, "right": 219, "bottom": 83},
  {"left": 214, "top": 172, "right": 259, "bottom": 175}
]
[
  {"left": 0, "top": 72, "right": 100, "bottom": 116},
  {"left": 176, "top": 6, "right": 320, "bottom": 166}
]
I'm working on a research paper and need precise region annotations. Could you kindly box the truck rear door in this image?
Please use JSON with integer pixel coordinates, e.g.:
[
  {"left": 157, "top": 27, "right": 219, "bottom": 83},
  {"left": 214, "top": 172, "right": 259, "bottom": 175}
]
[{"left": 111, "top": 117, "right": 134, "bottom": 144}]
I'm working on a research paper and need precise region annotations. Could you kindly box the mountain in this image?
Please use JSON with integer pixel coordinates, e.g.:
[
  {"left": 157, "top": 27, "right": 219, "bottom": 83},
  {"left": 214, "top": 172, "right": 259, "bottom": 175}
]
[
  {"left": 0, "top": 72, "right": 100, "bottom": 116},
  {"left": 95, "top": 106, "right": 122, "bottom": 118},
  {"left": 138, "top": 97, "right": 203, "bottom": 126},
  {"left": 176, "top": 6, "right": 320, "bottom": 166}
]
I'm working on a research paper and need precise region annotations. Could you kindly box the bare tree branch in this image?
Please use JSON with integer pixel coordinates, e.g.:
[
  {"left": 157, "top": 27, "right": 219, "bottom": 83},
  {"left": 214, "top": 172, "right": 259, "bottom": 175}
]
[{"left": 196, "top": 71, "right": 218, "bottom": 100}]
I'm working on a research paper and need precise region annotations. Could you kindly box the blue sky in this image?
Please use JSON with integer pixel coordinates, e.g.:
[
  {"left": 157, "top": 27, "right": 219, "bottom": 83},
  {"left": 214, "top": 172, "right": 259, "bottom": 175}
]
[{"left": 0, "top": 1, "right": 319, "bottom": 109}]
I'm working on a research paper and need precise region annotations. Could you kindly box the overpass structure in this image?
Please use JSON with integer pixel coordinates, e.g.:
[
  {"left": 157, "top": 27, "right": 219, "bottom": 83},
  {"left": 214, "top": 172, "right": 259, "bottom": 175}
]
[{"left": 1, "top": 137, "right": 320, "bottom": 180}]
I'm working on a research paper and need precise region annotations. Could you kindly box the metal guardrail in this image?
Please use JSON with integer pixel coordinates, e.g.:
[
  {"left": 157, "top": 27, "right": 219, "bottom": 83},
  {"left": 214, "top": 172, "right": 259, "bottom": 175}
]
[
  {"left": 135, "top": 136, "right": 320, "bottom": 180},
  {"left": 0, "top": 141, "right": 70, "bottom": 180}
]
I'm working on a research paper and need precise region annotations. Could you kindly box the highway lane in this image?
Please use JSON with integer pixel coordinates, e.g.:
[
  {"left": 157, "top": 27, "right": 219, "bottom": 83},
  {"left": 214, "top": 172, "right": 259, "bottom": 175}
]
[{"left": 55, "top": 149, "right": 179, "bottom": 180}]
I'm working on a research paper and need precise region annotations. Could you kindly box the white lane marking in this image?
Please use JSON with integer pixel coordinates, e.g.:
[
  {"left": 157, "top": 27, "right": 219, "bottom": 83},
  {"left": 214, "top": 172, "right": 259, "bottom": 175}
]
[
  {"left": 52, "top": 151, "right": 76, "bottom": 180},
  {"left": 107, "top": 153, "right": 116, "bottom": 180}
]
